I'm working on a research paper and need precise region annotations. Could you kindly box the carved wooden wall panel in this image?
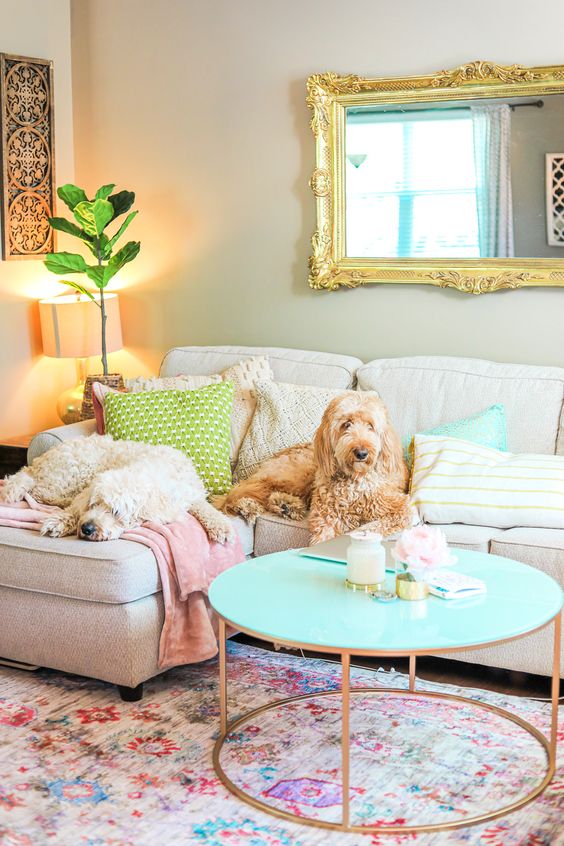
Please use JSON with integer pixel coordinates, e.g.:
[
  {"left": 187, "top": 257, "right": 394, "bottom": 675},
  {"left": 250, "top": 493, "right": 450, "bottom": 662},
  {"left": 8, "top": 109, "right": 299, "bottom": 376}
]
[{"left": 0, "top": 54, "right": 55, "bottom": 260}]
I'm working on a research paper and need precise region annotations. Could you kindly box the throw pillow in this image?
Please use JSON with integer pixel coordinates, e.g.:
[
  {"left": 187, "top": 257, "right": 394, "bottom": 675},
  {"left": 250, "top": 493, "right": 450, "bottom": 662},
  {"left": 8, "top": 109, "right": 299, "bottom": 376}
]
[
  {"left": 222, "top": 356, "right": 274, "bottom": 463},
  {"left": 91, "top": 356, "right": 274, "bottom": 466},
  {"left": 235, "top": 380, "right": 350, "bottom": 481},
  {"left": 402, "top": 404, "right": 507, "bottom": 470},
  {"left": 91, "top": 375, "right": 220, "bottom": 435},
  {"left": 104, "top": 382, "right": 234, "bottom": 495},
  {"left": 125, "top": 374, "right": 222, "bottom": 392},
  {"left": 410, "top": 433, "right": 564, "bottom": 529}
]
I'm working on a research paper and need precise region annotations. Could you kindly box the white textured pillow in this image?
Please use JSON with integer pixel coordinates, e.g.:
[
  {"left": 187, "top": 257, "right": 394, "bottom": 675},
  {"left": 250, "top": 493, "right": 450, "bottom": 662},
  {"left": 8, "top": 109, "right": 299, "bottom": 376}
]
[
  {"left": 222, "top": 356, "right": 274, "bottom": 464},
  {"left": 235, "top": 380, "right": 350, "bottom": 481},
  {"left": 411, "top": 434, "right": 564, "bottom": 529},
  {"left": 125, "top": 374, "right": 221, "bottom": 392}
]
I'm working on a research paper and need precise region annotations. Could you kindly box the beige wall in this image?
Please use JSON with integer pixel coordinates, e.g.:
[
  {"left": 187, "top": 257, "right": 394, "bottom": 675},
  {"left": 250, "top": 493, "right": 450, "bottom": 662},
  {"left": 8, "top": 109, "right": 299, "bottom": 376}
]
[
  {"left": 69, "top": 0, "right": 564, "bottom": 377},
  {"left": 4, "top": 0, "right": 564, "bottom": 436},
  {"left": 0, "top": 0, "right": 75, "bottom": 438}
]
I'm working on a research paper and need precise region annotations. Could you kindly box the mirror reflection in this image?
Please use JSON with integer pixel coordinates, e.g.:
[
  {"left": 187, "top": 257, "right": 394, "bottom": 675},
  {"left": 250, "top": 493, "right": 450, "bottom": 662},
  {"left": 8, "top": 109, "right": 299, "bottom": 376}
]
[{"left": 345, "top": 94, "right": 564, "bottom": 259}]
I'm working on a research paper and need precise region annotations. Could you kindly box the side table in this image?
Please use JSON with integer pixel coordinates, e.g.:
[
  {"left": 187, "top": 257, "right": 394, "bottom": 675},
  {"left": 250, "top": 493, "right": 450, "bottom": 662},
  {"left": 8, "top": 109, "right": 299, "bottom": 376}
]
[{"left": 0, "top": 434, "right": 33, "bottom": 478}]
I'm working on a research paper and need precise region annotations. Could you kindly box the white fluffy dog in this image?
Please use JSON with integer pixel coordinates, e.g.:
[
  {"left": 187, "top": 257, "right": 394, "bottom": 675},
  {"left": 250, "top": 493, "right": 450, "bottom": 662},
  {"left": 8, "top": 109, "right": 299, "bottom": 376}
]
[{"left": 1, "top": 434, "right": 235, "bottom": 543}]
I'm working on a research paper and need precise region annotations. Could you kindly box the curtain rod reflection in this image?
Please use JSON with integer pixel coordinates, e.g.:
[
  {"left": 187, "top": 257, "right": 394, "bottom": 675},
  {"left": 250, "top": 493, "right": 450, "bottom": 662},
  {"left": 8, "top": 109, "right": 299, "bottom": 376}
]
[{"left": 348, "top": 100, "right": 544, "bottom": 119}]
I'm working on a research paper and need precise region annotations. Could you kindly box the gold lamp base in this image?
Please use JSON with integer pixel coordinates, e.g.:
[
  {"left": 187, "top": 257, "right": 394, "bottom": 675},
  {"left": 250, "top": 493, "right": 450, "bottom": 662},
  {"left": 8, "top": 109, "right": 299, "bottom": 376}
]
[
  {"left": 56, "top": 358, "right": 87, "bottom": 424},
  {"left": 56, "top": 383, "right": 85, "bottom": 424}
]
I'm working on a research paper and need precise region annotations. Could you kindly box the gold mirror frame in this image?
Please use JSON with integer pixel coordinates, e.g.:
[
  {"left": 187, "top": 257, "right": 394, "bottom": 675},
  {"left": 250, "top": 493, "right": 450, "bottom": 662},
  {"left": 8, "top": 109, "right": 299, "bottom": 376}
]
[{"left": 307, "top": 61, "right": 564, "bottom": 294}]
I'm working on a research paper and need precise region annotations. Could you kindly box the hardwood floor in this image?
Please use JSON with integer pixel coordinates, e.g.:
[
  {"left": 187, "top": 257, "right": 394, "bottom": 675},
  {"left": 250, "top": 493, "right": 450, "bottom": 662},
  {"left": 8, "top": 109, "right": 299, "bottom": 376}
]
[{"left": 234, "top": 633, "right": 559, "bottom": 700}]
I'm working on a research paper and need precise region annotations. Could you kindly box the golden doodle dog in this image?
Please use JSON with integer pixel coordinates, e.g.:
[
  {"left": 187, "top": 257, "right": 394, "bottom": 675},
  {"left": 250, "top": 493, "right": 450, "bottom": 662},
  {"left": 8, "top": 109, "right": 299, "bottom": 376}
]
[{"left": 218, "top": 393, "right": 412, "bottom": 544}]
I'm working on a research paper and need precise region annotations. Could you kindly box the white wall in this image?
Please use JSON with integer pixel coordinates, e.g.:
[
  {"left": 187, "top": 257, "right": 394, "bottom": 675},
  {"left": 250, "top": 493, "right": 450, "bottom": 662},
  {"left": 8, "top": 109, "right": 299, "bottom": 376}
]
[{"left": 0, "top": 0, "right": 75, "bottom": 437}]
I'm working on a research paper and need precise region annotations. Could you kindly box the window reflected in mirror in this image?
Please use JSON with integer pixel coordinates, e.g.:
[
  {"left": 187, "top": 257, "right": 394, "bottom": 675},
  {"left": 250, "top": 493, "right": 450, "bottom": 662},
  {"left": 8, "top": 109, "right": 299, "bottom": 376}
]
[{"left": 345, "top": 94, "right": 564, "bottom": 260}]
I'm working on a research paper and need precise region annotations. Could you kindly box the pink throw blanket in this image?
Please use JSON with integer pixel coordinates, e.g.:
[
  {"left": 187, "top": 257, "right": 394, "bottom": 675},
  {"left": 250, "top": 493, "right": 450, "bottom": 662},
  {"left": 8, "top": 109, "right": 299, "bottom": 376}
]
[{"left": 0, "top": 481, "right": 244, "bottom": 669}]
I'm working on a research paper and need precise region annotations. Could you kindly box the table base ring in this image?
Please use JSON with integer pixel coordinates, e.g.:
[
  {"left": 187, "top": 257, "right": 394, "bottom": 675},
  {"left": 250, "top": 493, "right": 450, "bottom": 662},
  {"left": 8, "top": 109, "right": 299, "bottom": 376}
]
[{"left": 212, "top": 687, "right": 554, "bottom": 836}]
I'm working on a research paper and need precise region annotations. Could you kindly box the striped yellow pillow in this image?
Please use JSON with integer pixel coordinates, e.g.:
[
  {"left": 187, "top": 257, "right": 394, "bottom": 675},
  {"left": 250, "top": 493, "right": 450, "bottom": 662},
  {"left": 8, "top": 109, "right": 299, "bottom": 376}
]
[{"left": 410, "top": 434, "right": 564, "bottom": 529}]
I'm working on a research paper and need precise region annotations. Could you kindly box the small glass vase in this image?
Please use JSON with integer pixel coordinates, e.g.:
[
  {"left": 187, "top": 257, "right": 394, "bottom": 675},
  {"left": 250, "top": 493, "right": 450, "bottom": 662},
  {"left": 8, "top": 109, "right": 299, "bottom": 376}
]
[{"left": 396, "top": 571, "right": 429, "bottom": 601}]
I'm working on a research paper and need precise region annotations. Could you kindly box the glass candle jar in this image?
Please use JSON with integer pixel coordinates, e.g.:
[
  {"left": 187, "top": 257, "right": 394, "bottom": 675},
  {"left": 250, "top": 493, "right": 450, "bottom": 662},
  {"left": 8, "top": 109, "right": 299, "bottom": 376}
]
[{"left": 346, "top": 530, "right": 386, "bottom": 591}]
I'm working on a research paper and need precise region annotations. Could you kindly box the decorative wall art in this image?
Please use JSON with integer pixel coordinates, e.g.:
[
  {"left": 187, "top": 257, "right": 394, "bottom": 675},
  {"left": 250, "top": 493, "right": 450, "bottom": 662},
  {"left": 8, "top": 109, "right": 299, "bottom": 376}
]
[
  {"left": 546, "top": 153, "right": 564, "bottom": 246},
  {"left": 0, "top": 54, "right": 56, "bottom": 260},
  {"left": 307, "top": 60, "right": 564, "bottom": 293}
]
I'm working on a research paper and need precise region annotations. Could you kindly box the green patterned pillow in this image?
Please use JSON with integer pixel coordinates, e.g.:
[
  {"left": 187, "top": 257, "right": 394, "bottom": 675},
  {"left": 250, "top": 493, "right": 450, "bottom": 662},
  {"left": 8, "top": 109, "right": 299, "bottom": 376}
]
[
  {"left": 403, "top": 404, "right": 507, "bottom": 471},
  {"left": 104, "top": 382, "right": 234, "bottom": 495}
]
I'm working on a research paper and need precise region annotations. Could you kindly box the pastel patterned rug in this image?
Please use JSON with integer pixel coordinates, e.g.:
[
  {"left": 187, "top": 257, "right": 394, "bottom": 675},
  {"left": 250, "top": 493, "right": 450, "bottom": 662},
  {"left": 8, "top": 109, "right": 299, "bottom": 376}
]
[{"left": 0, "top": 641, "right": 562, "bottom": 845}]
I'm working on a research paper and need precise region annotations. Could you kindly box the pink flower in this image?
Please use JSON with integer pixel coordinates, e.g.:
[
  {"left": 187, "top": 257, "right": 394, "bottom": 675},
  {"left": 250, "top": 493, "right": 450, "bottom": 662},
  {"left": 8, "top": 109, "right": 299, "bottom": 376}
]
[{"left": 392, "top": 525, "right": 456, "bottom": 581}]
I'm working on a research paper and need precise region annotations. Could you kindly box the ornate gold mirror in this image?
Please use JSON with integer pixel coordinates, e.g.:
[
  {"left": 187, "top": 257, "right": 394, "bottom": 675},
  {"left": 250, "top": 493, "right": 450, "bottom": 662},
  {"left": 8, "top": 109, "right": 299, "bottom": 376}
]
[{"left": 307, "top": 62, "right": 564, "bottom": 293}]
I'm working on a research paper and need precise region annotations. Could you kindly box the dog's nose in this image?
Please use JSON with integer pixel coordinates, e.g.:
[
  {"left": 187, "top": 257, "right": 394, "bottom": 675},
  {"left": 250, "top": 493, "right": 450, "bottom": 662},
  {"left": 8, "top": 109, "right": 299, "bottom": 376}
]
[
  {"left": 354, "top": 448, "right": 369, "bottom": 461},
  {"left": 80, "top": 522, "right": 96, "bottom": 537}
]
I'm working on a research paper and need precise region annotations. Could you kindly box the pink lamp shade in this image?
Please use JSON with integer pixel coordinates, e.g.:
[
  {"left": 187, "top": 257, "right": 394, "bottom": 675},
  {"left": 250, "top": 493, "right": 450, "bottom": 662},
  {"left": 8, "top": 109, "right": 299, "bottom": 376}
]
[{"left": 39, "top": 293, "right": 122, "bottom": 358}]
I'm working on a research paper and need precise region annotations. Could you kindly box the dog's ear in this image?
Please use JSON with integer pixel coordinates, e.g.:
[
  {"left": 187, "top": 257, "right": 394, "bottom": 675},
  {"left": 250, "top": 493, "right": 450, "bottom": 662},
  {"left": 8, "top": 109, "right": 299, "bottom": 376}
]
[
  {"left": 378, "top": 418, "right": 407, "bottom": 482},
  {"left": 314, "top": 408, "right": 337, "bottom": 480}
]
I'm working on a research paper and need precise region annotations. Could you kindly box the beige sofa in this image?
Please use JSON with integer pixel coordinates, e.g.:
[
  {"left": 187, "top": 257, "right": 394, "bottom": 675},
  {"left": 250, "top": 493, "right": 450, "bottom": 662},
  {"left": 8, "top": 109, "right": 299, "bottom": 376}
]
[{"left": 0, "top": 346, "right": 562, "bottom": 698}]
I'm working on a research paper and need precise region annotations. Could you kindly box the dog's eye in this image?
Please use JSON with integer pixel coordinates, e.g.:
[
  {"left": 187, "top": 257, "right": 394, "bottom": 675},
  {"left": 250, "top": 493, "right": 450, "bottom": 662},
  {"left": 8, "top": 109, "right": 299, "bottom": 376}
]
[
  {"left": 368, "top": 423, "right": 374, "bottom": 431},
  {"left": 342, "top": 420, "right": 352, "bottom": 430}
]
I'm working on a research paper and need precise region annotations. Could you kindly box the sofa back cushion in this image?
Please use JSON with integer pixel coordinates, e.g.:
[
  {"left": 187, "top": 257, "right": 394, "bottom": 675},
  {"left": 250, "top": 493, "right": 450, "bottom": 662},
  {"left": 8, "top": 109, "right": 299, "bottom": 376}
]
[
  {"left": 357, "top": 356, "right": 564, "bottom": 456},
  {"left": 160, "top": 345, "right": 362, "bottom": 390}
]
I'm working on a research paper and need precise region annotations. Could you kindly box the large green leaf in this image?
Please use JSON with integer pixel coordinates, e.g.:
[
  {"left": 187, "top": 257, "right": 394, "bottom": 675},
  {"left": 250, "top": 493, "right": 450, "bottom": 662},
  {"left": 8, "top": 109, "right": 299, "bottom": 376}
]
[
  {"left": 48, "top": 216, "right": 91, "bottom": 241},
  {"left": 102, "top": 240, "right": 140, "bottom": 286},
  {"left": 85, "top": 266, "right": 106, "bottom": 288},
  {"left": 95, "top": 184, "right": 116, "bottom": 200},
  {"left": 73, "top": 199, "right": 114, "bottom": 237},
  {"left": 59, "top": 280, "right": 97, "bottom": 302},
  {"left": 57, "top": 184, "right": 88, "bottom": 211},
  {"left": 107, "top": 211, "right": 137, "bottom": 251},
  {"left": 44, "top": 252, "right": 88, "bottom": 275},
  {"left": 108, "top": 190, "right": 135, "bottom": 219}
]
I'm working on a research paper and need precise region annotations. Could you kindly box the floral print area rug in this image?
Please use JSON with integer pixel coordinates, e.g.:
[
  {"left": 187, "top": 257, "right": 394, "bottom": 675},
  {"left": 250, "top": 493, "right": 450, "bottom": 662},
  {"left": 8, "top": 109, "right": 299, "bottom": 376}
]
[{"left": 0, "top": 641, "right": 562, "bottom": 846}]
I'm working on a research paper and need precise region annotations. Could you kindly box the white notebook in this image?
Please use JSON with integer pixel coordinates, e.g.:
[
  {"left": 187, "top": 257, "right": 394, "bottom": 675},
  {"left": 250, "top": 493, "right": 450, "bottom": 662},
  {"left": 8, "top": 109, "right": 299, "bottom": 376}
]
[{"left": 427, "top": 570, "right": 486, "bottom": 600}]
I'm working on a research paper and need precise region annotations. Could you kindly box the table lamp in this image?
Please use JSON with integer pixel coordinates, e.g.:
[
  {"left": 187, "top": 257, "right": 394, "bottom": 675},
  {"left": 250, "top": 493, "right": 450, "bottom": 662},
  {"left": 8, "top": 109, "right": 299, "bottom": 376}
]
[{"left": 39, "top": 292, "right": 123, "bottom": 424}]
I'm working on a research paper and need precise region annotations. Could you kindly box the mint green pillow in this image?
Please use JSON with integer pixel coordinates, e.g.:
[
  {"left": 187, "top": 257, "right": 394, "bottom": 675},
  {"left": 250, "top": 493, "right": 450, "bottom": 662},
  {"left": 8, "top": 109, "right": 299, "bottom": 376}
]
[
  {"left": 403, "top": 404, "right": 507, "bottom": 470},
  {"left": 104, "top": 382, "right": 234, "bottom": 495}
]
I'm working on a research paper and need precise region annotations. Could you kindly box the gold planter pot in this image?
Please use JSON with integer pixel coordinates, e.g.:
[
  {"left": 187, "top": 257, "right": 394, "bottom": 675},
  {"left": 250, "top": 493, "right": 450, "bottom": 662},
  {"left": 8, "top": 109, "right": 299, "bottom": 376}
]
[{"left": 396, "top": 573, "right": 429, "bottom": 601}]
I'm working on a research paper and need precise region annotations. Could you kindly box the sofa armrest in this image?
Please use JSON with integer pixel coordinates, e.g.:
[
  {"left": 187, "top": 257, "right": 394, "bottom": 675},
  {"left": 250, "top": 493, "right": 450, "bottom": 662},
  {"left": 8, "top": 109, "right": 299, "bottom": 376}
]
[{"left": 28, "top": 419, "right": 97, "bottom": 464}]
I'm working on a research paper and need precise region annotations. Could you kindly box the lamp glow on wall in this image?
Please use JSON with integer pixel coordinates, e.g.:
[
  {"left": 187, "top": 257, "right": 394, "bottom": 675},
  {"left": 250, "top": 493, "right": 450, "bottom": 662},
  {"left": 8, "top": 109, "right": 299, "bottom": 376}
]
[{"left": 39, "top": 293, "right": 123, "bottom": 423}]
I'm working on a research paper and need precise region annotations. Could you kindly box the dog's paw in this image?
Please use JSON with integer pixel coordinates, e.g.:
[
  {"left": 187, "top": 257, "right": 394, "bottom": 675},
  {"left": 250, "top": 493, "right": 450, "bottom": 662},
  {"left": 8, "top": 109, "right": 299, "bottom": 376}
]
[
  {"left": 205, "top": 515, "right": 236, "bottom": 545},
  {"left": 268, "top": 491, "right": 307, "bottom": 522},
  {"left": 40, "top": 512, "right": 77, "bottom": 538},
  {"left": 234, "top": 497, "right": 264, "bottom": 525}
]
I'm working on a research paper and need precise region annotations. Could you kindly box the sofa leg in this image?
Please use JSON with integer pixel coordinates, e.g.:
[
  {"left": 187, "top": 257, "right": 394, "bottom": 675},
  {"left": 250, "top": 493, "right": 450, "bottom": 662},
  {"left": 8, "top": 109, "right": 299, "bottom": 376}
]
[{"left": 117, "top": 683, "right": 144, "bottom": 702}]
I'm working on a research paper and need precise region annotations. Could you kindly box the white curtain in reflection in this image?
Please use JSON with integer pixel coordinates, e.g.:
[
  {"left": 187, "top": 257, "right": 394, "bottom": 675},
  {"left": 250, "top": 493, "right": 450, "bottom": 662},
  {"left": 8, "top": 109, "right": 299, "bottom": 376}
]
[{"left": 470, "top": 104, "right": 514, "bottom": 257}]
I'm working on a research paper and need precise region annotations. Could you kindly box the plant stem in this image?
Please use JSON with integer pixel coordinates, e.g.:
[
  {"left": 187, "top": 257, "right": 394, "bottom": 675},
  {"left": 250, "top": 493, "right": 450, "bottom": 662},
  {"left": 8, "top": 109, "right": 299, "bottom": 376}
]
[{"left": 96, "top": 237, "right": 108, "bottom": 376}]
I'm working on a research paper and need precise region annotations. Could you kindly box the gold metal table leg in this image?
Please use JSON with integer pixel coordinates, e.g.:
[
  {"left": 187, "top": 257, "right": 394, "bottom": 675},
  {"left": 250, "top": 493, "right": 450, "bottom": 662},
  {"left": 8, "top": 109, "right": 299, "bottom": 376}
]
[
  {"left": 219, "top": 617, "right": 227, "bottom": 736},
  {"left": 341, "top": 652, "right": 350, "bottom": 828},
  {"left": 409, "top": 654, "right": 416, "bottom": 691},
  {"left": 213, "top": 612, "right": 561, "bottom": 835},
  {"left": 550, "top": 611, "right": 561, "bottom": 769}
]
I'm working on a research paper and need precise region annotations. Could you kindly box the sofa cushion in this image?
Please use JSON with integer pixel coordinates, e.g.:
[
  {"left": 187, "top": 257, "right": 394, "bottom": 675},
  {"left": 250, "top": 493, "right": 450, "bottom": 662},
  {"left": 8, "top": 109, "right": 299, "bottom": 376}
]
[
  {"left": 436, "top": 523, "right": 503, "bottom": 553},
  {"left": 160, "top": 346, "right": 362, "bottom": 389},
  {"left": 0, "top": 517, "right": 253, "bottom": 604},
  {"left": 357, "top": 356, "right": 564, "bottom": 455},
  {"left": 490, "top": 528, "right": 564, "bottom": 584},
  {"left": 253, "top": 514, "right": 310, "bottom": 557}
]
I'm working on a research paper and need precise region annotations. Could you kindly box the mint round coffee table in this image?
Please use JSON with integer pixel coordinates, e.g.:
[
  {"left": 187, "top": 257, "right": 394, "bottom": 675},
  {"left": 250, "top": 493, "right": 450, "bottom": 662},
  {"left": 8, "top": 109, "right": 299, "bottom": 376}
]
[{"left": 209, "top": 548, "right": 562, "bottom": 835}]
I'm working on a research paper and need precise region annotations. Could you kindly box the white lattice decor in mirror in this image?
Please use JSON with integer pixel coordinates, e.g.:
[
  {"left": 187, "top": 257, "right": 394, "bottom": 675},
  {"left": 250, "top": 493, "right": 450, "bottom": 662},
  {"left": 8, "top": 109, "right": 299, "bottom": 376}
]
[{"left": 546, "top": 154, "right": 564, "bottom": 247}]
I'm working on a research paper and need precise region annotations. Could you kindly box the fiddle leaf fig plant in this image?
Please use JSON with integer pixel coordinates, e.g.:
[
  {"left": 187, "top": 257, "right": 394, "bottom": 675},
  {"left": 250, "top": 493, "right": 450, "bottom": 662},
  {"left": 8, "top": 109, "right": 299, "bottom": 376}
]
[{"left": 44, "top": 183, "right": 140, "bottom": 376}]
